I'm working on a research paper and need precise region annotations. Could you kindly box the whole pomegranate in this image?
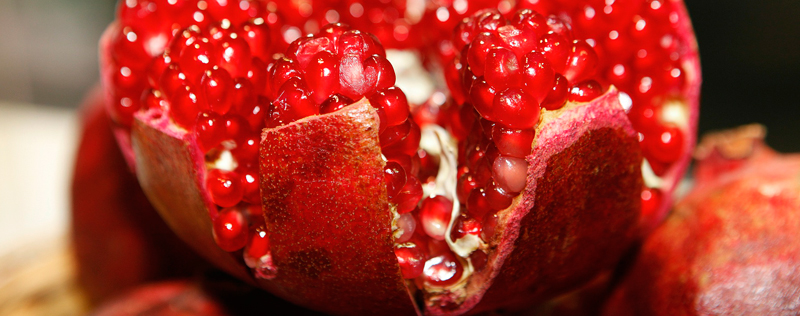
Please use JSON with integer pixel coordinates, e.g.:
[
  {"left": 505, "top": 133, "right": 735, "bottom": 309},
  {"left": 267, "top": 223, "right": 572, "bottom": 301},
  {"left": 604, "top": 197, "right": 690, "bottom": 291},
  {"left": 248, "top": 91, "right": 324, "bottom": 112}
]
[
  {"left": 93, "top": 0, "right": 701, "bottom": 315},
  {"left": 603, "top": 125, "right": 800, "bottom": 316}
]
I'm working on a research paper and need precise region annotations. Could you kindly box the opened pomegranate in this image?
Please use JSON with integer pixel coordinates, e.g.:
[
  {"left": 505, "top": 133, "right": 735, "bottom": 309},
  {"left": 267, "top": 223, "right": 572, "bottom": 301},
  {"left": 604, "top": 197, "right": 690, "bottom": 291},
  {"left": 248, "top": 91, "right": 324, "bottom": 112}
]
[
  {"left": 95, "top": 0, "right": 700, "bottom": 314},
  {"left": 603, "top": 125, "right": 800, "bottom": 315}
]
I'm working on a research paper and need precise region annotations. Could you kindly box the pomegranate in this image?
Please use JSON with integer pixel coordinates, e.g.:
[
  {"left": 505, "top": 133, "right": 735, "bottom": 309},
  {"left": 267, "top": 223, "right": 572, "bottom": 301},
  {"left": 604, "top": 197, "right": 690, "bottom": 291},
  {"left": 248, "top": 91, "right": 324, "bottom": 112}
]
[
  {"left": 94, "top": 0, "right": 700, "bottom": 315},
  {"left": 71, "top": 86, "right": 203, "bottom": 303},
  {"left": 603, "top": 125, "right": 800, "bottom": 316}
]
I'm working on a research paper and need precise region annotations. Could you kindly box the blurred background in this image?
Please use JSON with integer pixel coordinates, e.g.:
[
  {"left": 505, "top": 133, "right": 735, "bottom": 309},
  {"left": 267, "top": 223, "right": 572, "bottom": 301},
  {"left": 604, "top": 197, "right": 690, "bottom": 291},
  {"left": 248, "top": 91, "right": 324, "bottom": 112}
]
[{"left": 0, "top": 0, "right": 798, "bottom": 150}]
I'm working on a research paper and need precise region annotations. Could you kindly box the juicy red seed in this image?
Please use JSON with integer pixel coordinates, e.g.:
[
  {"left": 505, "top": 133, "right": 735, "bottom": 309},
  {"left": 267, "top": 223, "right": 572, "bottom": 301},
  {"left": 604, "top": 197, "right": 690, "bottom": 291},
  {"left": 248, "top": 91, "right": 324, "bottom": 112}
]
[
  {"left": 320, "top": 94, "right": 354, "bottom": 114},
  {"left": 147, "top": 53, "right": 171, "bottom": 87},
  {"left": 493, "top": 155, "right": 529, "bottom": 193},
  {"left": 213, "top": 207, "right": 249, "bottom": 252},
  {"left": 469, "top": 80, "right": 497, "bottom": 121},
  {"left": 239, "top": 168, "right": 260, "bottom": 204},
  {"left": 305, "top": 50, "right": 340, "bottom": 104},
  {"left": 217, "top": 36, "right": 253, "bottom": 78},
  {"left": 206, "top": 169, "right": 244, "bottom": 208},
  {"left": 492, "top": 88, "right": 540, "bottom": 130},
  {"left": 492, "top": 127, "right": 534, "bottom": 158},
  {"left": 629, "top": 102, "right": 660, "bottom": 132},
  {"left": 394, "top": 176, "right": 423, "bottom": 214},
  {"left": 563, "top": 40, "right": 599, "bottom": 83},
  {"left": 419, "top": 196, "right": 454, "bottom": 241},
  {"left": 538, "top": 33, "right": 571, "bottom": 74},
  {"left": 241, "top": 20, "right": 272, "bottom": 61},
  {"left": 457, "top": 173, "right": 479, "bottom": 204},
  {"left": 486, "top": 180, "right": 514, "bottom": 210},
  {"left": 396, "top": 213, "right": 417, "bottom": 243},
  {"left": 143, "top": 89, "right": 167, "bottom": 112},
  {"left": 170, "top": 86, "right": 205, "bottom": 129},
  {"left": 467, "top": 188, "right": 492, "bottom": 219},
  {"left": 180, "top": 39, "right": 217, "bottom": 86},
  {"left": 484, "top": 46, "right": 521, "bottom": 91},
  {"left": 384, "top": 161, "right": 408, "bottom": 200},
  {"left": 370, "top": 87, "right": 410, "bottom": 130},
  {"left": 541, "top": 73, "right": 569, "bottom": 110},
  {"left": 641, "top": 187, "right": 662, "bottom": 218},
  {"left": 201, "top": 68, "right": 235, "bottom": 115},
  {"left": 159, "top": 63, "right": 187, "bottom": 99},
  {"left": 270, "top": 77, "right": 318, "bottom": 126},
  {"left": 497, "top": 24, "right": 538, "bottom": 57},
  {"left": 231, "top": 78, "right": 255, "bottom": 115},
  {"left": 244, "top": 226, "right": 270, "bottom": 268},
  {"left": 450, "top": 214, "right": 482, "bottom": 240},
  {"left": 232, "top": 135, "right": 259, "bottom": 165},
  {"left": 422, "top": 249, "right": 463, "bottom": 287},
  {"left": 268, "top": 57, "right": 300, "bottom": 99},
  {"left": 383, "top": 119, "right": 421, "bottom": 157},
  {"left": 521, "top": 51, "right": 556, "bottom": 103},
  {"left": 481, "top": 211, "right": 499, "bottom": 242},
  {"left": 473, "top": 158, "right": 493, "bottom": 187},
  {"left": 644, "top": 123, "right": 684, "bottom": 164},
  {"left": 110, "top": 94, "right": 141, "bottom": 127},
  {"left": 195, "top": 112, "right": 225, "bottom": 153},
  {"left": 568, "top": 80, "right": 604, "bottom": 102},
  {"left": 395, "top": 241, "right": 426, "bottom": 279},
  {"left": 247, "top": 57, "right": 268, "bottom": 95},
  {"left": 380, "top": 119, "right": 412, "bottom": 148},
  {"left": 466, "top": 32, "right": 504, "bottom": 77},
  {"left": 338, "top": 54, "right": 368, "bottom": 101},
  {"left": 364, "top": 55, "right": 396, "bottom": 96}
]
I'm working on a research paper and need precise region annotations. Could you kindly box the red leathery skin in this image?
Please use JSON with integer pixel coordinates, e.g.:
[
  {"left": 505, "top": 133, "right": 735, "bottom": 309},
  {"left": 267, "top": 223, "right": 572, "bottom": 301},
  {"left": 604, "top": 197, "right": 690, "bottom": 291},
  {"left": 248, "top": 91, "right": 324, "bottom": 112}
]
[
  {"left": 71, "top": 86, "right": 203, "bottom": 304},
  {"left": 603, "top": 125, "right": 800, "bottom": 315},
  {"left": 260, "top": 99, "right": 420, "bottom": 315}
]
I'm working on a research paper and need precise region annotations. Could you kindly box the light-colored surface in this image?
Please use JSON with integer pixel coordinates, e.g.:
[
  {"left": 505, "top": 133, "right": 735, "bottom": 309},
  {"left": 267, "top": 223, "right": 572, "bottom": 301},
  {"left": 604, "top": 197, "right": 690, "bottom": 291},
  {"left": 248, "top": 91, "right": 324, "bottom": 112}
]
[{"left": 0, "top": 102, "right": 77, "bottom": 255}]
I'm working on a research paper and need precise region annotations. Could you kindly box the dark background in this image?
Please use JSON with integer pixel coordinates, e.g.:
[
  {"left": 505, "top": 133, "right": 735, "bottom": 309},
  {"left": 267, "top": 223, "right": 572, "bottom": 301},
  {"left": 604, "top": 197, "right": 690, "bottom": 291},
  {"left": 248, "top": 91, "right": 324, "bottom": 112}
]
[{"left": 1, "top": 0, "right": 798, "bottom": 151}]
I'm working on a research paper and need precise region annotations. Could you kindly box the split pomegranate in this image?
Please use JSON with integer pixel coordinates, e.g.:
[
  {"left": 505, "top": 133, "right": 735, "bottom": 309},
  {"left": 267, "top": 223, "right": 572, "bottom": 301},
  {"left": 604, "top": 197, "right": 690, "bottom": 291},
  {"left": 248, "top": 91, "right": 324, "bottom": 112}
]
[
  {"left": 603, "top": 125, "right": 800, "bottom": 315},
  {"left": 95, "top": 0, "right": 700, "bottom": 314}
]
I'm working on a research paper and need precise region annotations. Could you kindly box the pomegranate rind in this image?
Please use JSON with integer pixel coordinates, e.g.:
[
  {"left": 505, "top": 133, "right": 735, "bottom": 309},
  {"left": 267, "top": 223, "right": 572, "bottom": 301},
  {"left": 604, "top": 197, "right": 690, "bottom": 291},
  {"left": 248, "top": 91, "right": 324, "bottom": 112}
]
[
  {"left": 603, "top": 126, "right": 800, "bottom": 315},
  {"left": 71, "top": 86, "right": 202, "bottom": 304},
  {"left": 131, "top": 114, "right": 255, "bottom": 285},
  {"left": 428, "top": 88, "right": 643, "bottom": 315},
  {"left": 259, "top": 99, "right": 420, "bottom": 316}
]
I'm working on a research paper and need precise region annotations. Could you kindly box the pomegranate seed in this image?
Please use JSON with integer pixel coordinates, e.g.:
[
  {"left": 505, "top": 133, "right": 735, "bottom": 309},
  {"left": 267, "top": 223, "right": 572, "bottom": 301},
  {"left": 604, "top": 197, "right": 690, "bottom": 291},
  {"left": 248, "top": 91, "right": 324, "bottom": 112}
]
[
  {"left": 213, "top": 207, "right": 249, "bottom": 252},
  {"left": 419, "top": 196, "right": 454, "bottom": 241},
  {"left": 641, "top": 187, "right": 662, "bottom": 218},
  {"left": 394, "top": 176, "right": 423, "bottom": 213},
  {"left": 492, "top": 155, "right": 528, "bottom": 193},
  {"left": 450, "top": 214, "right": 482, "bottom": 240},
  {"left": 201, "top": 68, "right": 235, "bottom": 115},
  {"left": 466, "top": 32, "right": 503, "bottom": 77},
  {"left": 241, "top": 20, "right": 272, "bottom": 61},
  {"left": 244, "top": 226, "right": 270, "bottom": 268},
  {"left": 305, "top": 51, "right": 340, "bottom": 104},
  {"left": 492, "top": 88, "right": 540, "bottom": 130},
  {"left": 216, "top": 36, "right": 253, "bottom": 78},
  {"left": 395, "top": 213, "right": 417, "bottom": 243},
  {"left": 363, "top": 54, "right": 396, "bottom": 95},
  {"left": 239, "top": 168, "right": 260, "bottom": 204},
  {"left": 422, "top": 248, "right": 463, "bottom": 287},
  {"left": 180, "top": 39, "right": 217, "bottom": 85},
  {"left": 568, "top": 80, "right": 604, "bottom": 102},
  {"left": 232, "top": 135, "right": 260, "bottom": 166},
  {"left": 492, "top": 127, "right": 534, "bottom": 158},
  {"left": 170, "top": 86, "right": 205, "bottom": 129},
  {"left": 395, "top": 241, "right": 426, "bottom": 279},
  {"left": 320, "top": 94, "right": 355, "bottom": 114},
  {"left": 521, "top": 51, "right": 556, "bottom": 103},
  {"left": 563, "top": 40, "right": 599, "bottom": 83},
  {"left": 481, "top": 211, "right": 499, "bottom": 243},
  {"left": 195, "top": 112, "right": 225, "bottom": 153},
  {"left": 206, "top": 169, "right": 244, "bottom": 208},
  {"left": 541, "top": 73, "right": 569, "bottom": 110},
  {"left": 484, "top": 46, "right": 521, "bottom": 91},
  {"left": 467, "top": 189, "right": 492, "bottom": 219},
  {"left": 380, "top": 120, "right": 412, "bottom": 149},
  {"left": 370, "top": 86, "right": 410, "bottom": 130},
  {"left": 270, "top": 77, "right": 318, "bottom": 126},
  {"left": 159, "top": 63, "right": 187, "bottom": 99},
  {"left": 485, "top": 180, "right": 515, "bottom": 210},
  {"left": 457, "top": 173, "right": 479, "bottom": 204},
  {"left": 469, "top": 80, "right": 497, "bottom": 121},
  {"left": 644, "top": 123, "right": 684, "bottom": 164},
  {"left": 539, "top": 33, "right": 570, "bottom": 74},
  {"left": 384, "top": 161, "right": 407, "bottom": 200}
]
